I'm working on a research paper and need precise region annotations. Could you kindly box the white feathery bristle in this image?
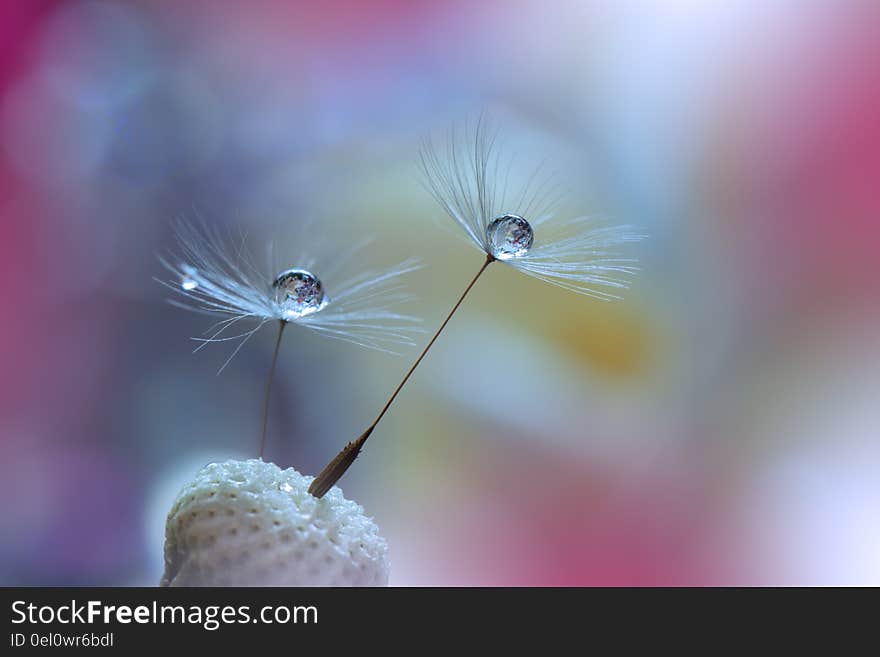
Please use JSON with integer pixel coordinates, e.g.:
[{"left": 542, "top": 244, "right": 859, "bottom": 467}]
[
  {"left": 161, "top": 459, "right": 388, "bottom": 587},
  {"left": 158, "top": 219, "right": 423, "bottom": 364},
  {"left": 420, "top": 119, "right": 645, "bottom": 301}
]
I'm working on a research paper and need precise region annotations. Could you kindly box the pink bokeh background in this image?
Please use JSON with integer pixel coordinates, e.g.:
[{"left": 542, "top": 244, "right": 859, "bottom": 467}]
[{"left": 1, "top": 0, "right": 878, "bottom": 585}]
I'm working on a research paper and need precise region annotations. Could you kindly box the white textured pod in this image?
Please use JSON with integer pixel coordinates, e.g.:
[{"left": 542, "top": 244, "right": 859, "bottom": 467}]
[{"left": 161, "top": 459, "right": 388, "bottom": 586}]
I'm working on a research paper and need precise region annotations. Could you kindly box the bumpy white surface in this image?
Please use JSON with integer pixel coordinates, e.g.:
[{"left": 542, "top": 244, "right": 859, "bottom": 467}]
[{"left": 161, "top": 459, "right": 388, "bottom": 586}]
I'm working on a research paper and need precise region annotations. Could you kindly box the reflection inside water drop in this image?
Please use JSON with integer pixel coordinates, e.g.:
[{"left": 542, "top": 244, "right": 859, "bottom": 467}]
[
  {"left": 486, "top": 214, "right": 534, "bottom": 259},
  {"left": 272, "top": 268, "right": 328, "bottom": 319}
]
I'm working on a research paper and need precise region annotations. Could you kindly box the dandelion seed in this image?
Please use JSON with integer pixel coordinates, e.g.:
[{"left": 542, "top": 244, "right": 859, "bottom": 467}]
[
  {"left": 309, "top": 119, "right": 645, "bottom": 498},
  {"left": 157, "top": 218, "right": 422, "bottom": 458},
  {"left": 418, "top": 117, "right": 645, "bottom": 300}
]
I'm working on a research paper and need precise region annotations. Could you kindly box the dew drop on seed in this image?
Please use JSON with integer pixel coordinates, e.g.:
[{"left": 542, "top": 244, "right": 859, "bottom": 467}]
[
  {"left": 180, "top": 264, "right": 199, "bottom": 291},
  {"left": 272, "top": 269, "right": 328, "bottom": 319},
  {"left": 486, "top": 214, "right": 534, "bottom": 259}
]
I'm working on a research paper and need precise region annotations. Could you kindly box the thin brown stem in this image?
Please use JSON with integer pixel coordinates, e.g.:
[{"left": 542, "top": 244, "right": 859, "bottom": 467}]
[
  {"left": 309, "top": 254, "right": 494, "bottom": 497},
  {"left": 259, "top": 320, "right": 286, "bottom": 459}
]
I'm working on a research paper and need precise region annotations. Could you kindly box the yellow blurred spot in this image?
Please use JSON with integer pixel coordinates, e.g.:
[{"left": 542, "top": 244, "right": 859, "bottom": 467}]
[{"left": 551, "top": 303, "right": 657, "bottom": 379}]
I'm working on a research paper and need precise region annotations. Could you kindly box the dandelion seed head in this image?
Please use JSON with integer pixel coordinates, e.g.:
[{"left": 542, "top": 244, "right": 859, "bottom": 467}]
[
  {"left": 272, "top": 268, "right": 329, "bottom": 319},
  {"left": 486, "top": 213, "right": 534, "bottom": 260},
  {"left": 162, "top": 459, "right": 388, "bottom": 586},
  {"left": 420, "top": 118, "right": 645, "bottom": 301}
]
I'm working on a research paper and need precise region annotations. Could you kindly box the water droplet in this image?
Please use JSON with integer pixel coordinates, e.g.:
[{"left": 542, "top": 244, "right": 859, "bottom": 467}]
[
  {"left": 272, "top": 268, "right": 328, "bottom": 319},
  {"left": 486, "top": 214, "right": 534, "bottom": 260},
  {"left": 180, "top": 265, "right": 199, "bottom": 291}
]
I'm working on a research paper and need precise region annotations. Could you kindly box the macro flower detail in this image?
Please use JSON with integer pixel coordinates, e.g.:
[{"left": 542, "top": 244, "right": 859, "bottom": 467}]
[
  {"left": 308, "top": 121, "right": 646, "bottom": 498},
  {"left": 158, "top": 219, "right": 422, "bottom": 458},
  {"left": 162, "top": 459, "right": 388, "bottom": 586},
  {"left": 158, "top": 220, "right": 422, "bottom": 367},
  {"left": 419, "top": 120, "right": 644, "bottom": 300}
]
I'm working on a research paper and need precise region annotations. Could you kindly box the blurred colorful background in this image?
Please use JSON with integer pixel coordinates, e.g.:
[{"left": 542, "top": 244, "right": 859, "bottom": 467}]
[{"left": 1, "top": 0, "right": 878, "bottom": 586}]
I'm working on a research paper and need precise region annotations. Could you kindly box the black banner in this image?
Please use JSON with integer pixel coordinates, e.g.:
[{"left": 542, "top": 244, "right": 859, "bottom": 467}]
[
  {"left": 1, "top": 587, "right": 614, "bottom": 650},
  {"left": 4, "top": 586, "right": 857, "bottom": 650}
]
